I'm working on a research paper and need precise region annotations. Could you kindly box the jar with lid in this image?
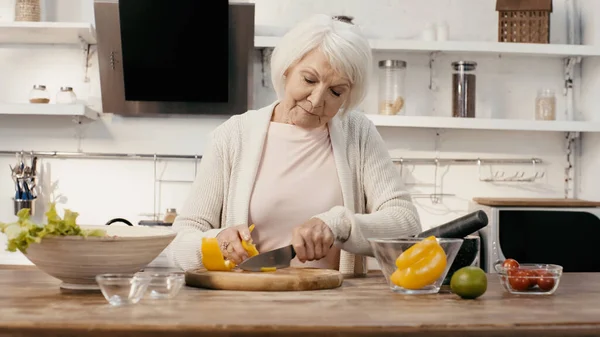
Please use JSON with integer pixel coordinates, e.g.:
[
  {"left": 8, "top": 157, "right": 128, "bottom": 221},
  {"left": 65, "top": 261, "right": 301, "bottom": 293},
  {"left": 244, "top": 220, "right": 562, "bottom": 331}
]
[
  {"left": 29, "top": 84, "right": 49, "bottom": 104},
  {"left": 163, "top": 208, "right": 177, "bottom": 223},
  {"left": 56, "top": 87, "right": 77, "bottom": 104},
  {"left": 535, "top": 89, "right": 556, "bottom": 120},
  {"left": 378, "top": 60, "right": 406, "bottom": 115},
  {"left": 451, "top": 61, "right": 477, "bottom": 118}
]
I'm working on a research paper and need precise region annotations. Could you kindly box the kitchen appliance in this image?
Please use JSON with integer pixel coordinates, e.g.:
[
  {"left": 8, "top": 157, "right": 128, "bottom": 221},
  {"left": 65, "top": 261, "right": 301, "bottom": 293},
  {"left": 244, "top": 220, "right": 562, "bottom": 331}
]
[
  {"left": 469, "top": 197, "right": 600, "bottom": 273},
  {"left": 415, "top": 210, "right": 487, "bottom": 239},
  {"left": 93, "top": 0, "right": 255, "bottom": 116},
  {"left": 416, "top": 210, "right": 487, "bottom": 285}
]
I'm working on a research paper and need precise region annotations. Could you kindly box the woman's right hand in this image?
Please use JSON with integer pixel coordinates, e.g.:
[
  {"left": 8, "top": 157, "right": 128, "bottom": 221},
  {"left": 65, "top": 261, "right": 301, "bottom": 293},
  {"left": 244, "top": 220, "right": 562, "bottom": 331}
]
[{"left": 215, "top": 225, "right": 252, "bottom": 265}]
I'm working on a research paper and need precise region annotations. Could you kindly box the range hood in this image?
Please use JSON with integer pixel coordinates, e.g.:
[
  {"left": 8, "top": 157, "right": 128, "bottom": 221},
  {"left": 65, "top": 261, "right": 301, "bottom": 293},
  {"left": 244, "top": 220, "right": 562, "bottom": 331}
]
[{"left": 93, "top": 0, "right": 255, "bottom": 116}]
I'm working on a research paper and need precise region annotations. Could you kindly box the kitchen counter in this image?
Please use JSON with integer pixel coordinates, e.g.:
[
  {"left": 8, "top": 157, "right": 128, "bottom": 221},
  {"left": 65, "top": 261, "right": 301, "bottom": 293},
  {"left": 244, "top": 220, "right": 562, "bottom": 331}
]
[{"left": 1, "top": 266, "right": 600, "bottom": 337}]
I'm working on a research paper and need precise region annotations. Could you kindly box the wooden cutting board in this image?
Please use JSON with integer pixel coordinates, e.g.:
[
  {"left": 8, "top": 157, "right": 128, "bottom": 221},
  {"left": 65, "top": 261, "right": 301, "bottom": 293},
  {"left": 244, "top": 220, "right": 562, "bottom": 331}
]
[
  {"left": 473, "top": 197, "right": 600, "bottom": 207},
  {"left": 185, "top": 267, "right": 344, "bottom": 291}
]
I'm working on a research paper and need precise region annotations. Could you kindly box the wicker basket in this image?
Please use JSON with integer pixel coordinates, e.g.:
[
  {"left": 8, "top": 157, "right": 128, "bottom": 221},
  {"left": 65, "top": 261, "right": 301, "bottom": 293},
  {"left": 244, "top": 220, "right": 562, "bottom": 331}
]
[
  {"left": 496, "top": 0, "right": 552, "bottom": 44},
  {"left": 14, "top": 0, "right": 41, "bottom": 22}
]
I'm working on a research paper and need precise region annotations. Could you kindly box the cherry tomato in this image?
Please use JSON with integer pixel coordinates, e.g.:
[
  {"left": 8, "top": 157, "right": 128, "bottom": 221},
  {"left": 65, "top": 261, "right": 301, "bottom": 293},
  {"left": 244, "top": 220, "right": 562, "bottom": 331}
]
[
  {"left": 508, "top": 270, "right": 531, "bottom": 291},
  {"left": 506, "top": 268, "right": 519, "bottom": 277},
  {"left": 503, "top": 258, "right": 520, "bottom": 270},
  {"left": 536, "top": 271, "right": 556, "bottom": 292},
  {"left": 525, "top": 270, "right": 538, "bottom": 288}
]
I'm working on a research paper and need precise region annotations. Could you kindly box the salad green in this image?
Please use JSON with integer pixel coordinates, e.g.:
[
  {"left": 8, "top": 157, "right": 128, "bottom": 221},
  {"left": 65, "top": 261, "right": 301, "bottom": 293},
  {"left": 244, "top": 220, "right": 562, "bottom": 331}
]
[{"left": 0, "top": 203, "right": 107, "bottom": 254}]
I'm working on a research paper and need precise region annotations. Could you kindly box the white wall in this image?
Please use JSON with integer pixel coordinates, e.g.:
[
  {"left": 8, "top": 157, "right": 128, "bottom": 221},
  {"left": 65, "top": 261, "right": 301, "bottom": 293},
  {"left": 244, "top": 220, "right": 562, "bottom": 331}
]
[{"left": 1, "top": 0, "right": 598, "bottom": 265}]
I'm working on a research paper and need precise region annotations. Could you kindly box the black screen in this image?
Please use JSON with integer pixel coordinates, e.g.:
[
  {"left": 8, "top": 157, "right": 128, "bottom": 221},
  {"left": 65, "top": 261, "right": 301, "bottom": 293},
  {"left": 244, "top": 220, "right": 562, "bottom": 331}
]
[
  {"left": 499, "top": 210, "right": 600, "bottom": 272},
  {"left": 118, "top": 0, "right": 229, "bottom": 102}
]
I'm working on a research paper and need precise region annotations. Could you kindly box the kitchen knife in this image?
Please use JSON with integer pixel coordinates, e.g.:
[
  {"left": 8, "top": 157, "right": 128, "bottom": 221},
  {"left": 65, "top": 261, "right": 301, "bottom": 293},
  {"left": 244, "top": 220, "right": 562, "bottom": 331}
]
[
  {"left": 415, "top": 210, "right": 488, "bottom": 238},
  {"left": 237, "top": 245, "right": 296, "bottom": 272}
]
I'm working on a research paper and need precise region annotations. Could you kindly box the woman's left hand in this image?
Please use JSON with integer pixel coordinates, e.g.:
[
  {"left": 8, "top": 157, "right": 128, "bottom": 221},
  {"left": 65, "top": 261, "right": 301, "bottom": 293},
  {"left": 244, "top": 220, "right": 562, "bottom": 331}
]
[{"left": 291, "top": 218, "right": 334, "bottom": 262}]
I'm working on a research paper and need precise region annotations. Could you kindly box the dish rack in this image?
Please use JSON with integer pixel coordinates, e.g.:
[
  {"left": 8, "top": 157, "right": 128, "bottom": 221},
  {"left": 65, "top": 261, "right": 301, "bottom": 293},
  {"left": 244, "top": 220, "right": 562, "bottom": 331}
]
[{"left": 394, "top": 157, "right": 545, "bottom": 204}]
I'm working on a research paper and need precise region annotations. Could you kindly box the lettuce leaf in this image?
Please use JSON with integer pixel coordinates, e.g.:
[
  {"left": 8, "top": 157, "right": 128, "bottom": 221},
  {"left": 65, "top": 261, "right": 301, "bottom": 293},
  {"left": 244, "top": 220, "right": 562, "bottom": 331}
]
[{"left": 0, "top": 203, "right": 107, "bottom": 254}]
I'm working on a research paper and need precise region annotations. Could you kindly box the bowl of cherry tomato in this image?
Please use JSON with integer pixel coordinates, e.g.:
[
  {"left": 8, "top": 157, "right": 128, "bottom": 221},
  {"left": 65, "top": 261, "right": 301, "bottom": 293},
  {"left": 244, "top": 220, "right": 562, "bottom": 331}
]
[{"left": 494, "top": 258, "right": 562, "bottom": 295}]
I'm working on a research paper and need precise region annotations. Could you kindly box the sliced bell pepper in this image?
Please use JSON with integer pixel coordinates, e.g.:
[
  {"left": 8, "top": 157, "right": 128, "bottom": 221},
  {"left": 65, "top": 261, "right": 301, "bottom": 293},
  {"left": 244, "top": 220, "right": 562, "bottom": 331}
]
[
  {"left": 242, "top": 224, "right": 259, "bottom": 257},
  {"left": 395, "top": 236, "right": 437, "bottom": 270},
  {"left": 260, "top": 267, "right": 277, "bottom": 272},
  {"left": 201, "top": 237, "right": 236, "bottom": 271},
  {"left": 391, "top": 236, "right": 447, "bottom": 290},
  {"left": 201, "top": 224, "right": 260, "bottom": 271}
]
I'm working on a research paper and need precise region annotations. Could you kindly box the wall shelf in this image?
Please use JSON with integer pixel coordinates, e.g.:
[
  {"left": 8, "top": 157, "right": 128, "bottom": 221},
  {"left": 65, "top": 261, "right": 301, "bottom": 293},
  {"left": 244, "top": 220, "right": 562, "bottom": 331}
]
[
  {"left": 366, "top": 114, "right": 600, "bottom": 133},
  {"left": 0, "top": 103, "right": 99, "bottom": 121},
  {"left": 0, "top": 22, "right": 96, "bottom": 45},
  {"left": 255, "top": 36, "right": 600, "bottom": 58}
]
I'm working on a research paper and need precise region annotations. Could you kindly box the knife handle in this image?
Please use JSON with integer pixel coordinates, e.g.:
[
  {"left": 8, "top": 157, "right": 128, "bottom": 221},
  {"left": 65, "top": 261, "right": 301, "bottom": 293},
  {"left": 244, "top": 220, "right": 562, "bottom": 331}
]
[
  {"left": 289, "top": 242, "right": 333, "bottom": 260},
  {"left": 415, "top": 210, "right": 488, "bottom": 239}
]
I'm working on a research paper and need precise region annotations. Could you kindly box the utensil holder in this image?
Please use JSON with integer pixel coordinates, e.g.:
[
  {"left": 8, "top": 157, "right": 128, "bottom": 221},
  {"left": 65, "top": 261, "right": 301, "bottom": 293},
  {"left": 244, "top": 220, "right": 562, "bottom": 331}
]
[{"left": 13, "top": 198, "right": 36, "bottom": 216}]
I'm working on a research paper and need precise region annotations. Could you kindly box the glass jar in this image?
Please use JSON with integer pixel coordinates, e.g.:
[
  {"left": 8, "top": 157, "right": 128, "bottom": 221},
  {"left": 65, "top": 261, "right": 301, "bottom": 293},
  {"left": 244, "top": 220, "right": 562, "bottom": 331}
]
[
  {"left": 163, "top": 208, "right": 177, "bottom": 223},
  {"left": 378, "top": 60, "right": 406, "bottom": 115},
  {"left": 29, "top": 84, "right": 49, "bottom": 104},
  {"left": 56, "top": 87, "right": 77, "bottom": 104},
  {"left": 452, "top": 61, "right": 477, "bottom": 118},
  {"left": 535, "top": 89, "right": 556, "bottom": 121}
]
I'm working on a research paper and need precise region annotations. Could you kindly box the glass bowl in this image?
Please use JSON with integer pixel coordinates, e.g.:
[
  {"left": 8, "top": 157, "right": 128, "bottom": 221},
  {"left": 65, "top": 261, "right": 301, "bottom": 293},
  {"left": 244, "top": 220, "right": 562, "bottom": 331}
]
[
  {"left": 96, "top": 273, "right": 152, "bottom": 306},
  {"left": 494, "top": 262, "right": 563, "bottom": 295},
  {"left": 144, "top": 272, "right": 185, "bottom": 299},
  {"left": 369, "top": 237, "right": 464, "bottom": 294}
]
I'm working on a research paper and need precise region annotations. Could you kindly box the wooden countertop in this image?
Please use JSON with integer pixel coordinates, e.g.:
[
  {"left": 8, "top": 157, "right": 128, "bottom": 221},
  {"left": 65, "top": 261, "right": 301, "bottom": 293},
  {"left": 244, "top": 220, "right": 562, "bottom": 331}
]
[{"left": 1, "top": 265, "right": 600, "bottom": 337}]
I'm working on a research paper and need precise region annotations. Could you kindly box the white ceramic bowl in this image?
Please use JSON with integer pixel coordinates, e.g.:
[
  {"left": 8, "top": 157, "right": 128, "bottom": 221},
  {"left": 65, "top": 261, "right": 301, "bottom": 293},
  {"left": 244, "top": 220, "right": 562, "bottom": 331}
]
[{"left": 23, "top": 225, "right": 176, "bottom": 291}]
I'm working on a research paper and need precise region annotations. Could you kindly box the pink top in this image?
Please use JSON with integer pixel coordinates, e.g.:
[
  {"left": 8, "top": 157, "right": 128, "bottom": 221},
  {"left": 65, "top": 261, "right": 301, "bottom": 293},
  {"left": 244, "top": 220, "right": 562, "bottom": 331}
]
[{"left": 248, "top": 122, "right": 343, "bottom": 269}]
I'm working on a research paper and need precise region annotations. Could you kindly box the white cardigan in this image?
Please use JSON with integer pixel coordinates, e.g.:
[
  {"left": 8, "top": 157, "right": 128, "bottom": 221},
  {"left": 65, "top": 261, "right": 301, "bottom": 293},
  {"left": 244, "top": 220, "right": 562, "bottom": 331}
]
[{"left": 166, "top": 101, "right": 422, "bottom": 275}]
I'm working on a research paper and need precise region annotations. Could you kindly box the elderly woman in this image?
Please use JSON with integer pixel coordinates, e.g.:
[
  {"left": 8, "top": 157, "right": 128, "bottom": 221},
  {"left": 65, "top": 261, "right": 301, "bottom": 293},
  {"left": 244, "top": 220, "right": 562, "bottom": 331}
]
[{"left": 167, "top": 14, "right": 421, "bottom": 275}]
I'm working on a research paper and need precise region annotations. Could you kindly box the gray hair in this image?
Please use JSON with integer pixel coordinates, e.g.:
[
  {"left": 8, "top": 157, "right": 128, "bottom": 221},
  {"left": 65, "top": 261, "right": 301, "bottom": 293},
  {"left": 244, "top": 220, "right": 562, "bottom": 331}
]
[{"left": 270, "top": 14, "right": 373, "bottom": 115}]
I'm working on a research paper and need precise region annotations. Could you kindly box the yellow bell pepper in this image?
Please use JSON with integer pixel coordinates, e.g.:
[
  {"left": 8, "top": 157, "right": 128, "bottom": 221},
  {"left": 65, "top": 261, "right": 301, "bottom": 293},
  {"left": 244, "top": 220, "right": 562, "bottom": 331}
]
[
  {"left": 391, "top": 236, "right": 447, "bottom": 290},
  {"left": 201, "top": 224, "right": 260, "bottom": 271},
  {"left": 201, "top": 237, "right": 236, "bottom": 271},
  {"left": 395, "top": 236, "right": 438, "bottom": 270},
  {"left": 241, "top": 224, "right": 259, "bottom": 257},
  {"left": 260, "top": 267, "right": 277, "bottom": 272}
]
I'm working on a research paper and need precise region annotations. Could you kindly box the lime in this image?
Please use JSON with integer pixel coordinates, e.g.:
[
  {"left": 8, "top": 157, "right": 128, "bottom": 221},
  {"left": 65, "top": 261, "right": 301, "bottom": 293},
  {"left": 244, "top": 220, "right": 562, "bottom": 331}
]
[{"left": 450, "top": 266, "right": 487, "bottom": 299}]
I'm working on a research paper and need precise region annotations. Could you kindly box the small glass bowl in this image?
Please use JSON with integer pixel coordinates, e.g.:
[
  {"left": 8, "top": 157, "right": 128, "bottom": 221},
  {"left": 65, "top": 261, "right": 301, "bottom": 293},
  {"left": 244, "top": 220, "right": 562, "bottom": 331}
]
[
  {"left": 96, "top": 273, "right": 152, "bottom": 306},
  {"left": 144, "top": 272, "right": 185, "bottom": 299},
  {"left": 368, "top": 237, "right": 463, "bottom": 295},
  {"left": 494, "top": 262, "right": 563, "bottom": 295}
]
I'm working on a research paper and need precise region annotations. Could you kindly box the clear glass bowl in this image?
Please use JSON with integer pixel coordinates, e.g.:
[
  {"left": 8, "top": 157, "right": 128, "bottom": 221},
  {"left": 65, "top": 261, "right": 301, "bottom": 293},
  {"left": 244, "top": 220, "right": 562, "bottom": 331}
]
[
  {"left": 144, "top": 272, "right": 185, "bottom": 299},
  {"left": 494, "top": 262, "right": 563, "bottom": 295},
  {"left": 96, "top": 273, "right": 152, "bottom": 306},
  {"left": 369, "top": 237, "right": 463, "bottom": 294}
]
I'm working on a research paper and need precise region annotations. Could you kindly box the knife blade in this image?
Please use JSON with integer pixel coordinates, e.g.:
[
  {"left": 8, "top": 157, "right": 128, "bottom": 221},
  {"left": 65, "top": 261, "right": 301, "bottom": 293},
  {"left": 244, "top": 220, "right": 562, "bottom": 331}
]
[{"left": 237, "top": 245, "right": 296, "bottom": 272}]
